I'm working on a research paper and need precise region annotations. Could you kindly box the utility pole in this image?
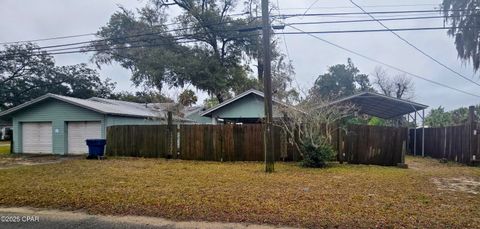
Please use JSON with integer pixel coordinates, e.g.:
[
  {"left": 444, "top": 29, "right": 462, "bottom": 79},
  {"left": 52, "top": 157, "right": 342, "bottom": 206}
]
[{"left": 261, "top": 0, "right": 274, "bottom": 173}]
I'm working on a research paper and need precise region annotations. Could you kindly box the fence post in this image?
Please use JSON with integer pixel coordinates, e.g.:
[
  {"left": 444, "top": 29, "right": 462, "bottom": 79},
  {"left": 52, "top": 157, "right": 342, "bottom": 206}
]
[
  {"left": 397, "top": 140, "right": 408, "bottom": 168},
  {"left": 443, "top": 127, "right": 447, "bottom": 159},
  {"left": 337, "top": 126, "right": 343, "bottom": 164},
  {"left": 167, "top": 111, "right": 173, "bottom": 158}
]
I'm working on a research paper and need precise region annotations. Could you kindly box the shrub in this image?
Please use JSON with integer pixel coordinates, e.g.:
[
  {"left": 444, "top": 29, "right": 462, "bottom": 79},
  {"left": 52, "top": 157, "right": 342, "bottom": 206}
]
[{"left": 301, "top": 140, "right": 336, "bottom": 168}]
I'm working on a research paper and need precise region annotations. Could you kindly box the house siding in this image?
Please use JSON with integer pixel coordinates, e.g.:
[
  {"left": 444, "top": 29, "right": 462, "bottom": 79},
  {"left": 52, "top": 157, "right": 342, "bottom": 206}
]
[
  {"left": 11, "top": 99, "right": 105, "bottom": 154},
  {"left": 185, "top": 110, "right": 213, "bottom": 124},
  {"left": 105, "top": 115, "right": 165, "bottom": 126},
  {"left": 105, "top": 115, "right": 194, "bottom": 126},
  {"left": 210, "top": 94, "right": 282, "bottom": 119},
  {"left": 7, "top": 97, "right": 195, "bottom": 154}
]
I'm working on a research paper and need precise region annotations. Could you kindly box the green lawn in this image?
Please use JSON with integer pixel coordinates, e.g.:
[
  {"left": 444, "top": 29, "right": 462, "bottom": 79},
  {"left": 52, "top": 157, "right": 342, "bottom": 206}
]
[
  {"left": 0, "top": 156, "right": 478, "bottom": 228},
  {"left": 0, "top": 142, "right": 10, "bottom": 154}
]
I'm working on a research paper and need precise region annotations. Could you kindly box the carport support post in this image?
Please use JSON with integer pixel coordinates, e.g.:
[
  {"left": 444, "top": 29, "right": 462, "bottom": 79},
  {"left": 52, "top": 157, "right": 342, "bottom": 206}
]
[
  {"left": 414, "top": 112, "right": 417, "bottom": 156},
  {"left": 422, "top": 109, "right": 425, "bottom": 157}
]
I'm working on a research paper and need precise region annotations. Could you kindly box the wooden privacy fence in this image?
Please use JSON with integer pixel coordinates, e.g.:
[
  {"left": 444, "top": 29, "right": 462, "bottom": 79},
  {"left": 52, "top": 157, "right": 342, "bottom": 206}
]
[
  {"left": 106, "top": 124, "right": 407, "bottom": 166},
  {"left": 107, "top": 125, "right": 176, "bottom": 158},
  {"left": 409, "top": 122, "right": 479, "bottom": 164},
  {"left": 107, "top": 124, "right": 288, "bottom": 161},
  {"left": 178, "top": 125, "right": 288, "bottom": 161},
  {"left": 340, "top": 125, "right": 407, "bottom": 166}
]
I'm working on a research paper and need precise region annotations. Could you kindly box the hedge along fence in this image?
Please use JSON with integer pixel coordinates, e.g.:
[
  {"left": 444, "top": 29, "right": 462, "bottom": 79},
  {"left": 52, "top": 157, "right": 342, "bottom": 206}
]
[{"left": 106, "top": 124, "right": 407, "bottom": 166}]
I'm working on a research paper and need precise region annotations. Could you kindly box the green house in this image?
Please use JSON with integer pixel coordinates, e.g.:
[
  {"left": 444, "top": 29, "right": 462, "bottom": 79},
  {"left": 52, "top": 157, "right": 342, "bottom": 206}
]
[
  {"left": 0, "top": 94, "right": 190, "bottom": 155},
  {"left": 200, "top": 89, "right": 287, "bottom": 124},
  {"left": 182, "top": 106, "right": 213, "bottom": 124}
]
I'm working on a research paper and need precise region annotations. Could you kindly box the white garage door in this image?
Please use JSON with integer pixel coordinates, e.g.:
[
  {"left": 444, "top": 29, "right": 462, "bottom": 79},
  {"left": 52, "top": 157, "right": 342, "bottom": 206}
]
[
  {"left": 67, "top": 121, "right": 101, "bottom": 154},
  {"left": 22, "top": 122, "right": 52, "bottom": 154}
]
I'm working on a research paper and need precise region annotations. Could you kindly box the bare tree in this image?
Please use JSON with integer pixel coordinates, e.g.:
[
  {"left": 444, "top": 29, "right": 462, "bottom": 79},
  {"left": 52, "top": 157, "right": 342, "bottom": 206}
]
[
  {"left": 372, "top": 66, "right": 392, "bottom": 96},
  {"left": 372, "top": 66, "right": 414, "bottom": 100},
  {"left": 392, "top": 74, "right": 414, "bottom": 100},
  {"left": 276, "top": 99, "right": 356, "bottom": 156}
]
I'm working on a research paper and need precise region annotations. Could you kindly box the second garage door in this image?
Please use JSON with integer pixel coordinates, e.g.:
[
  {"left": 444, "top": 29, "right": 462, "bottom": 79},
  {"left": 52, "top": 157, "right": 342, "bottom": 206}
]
[{"left": 67, "top": 121, "right": 102, "bottom": 154}]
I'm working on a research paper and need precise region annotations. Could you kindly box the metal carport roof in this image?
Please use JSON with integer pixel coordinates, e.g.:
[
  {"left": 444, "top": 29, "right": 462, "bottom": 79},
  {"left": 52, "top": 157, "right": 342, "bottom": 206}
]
[{"left": 328, "top": 92, "right": 428, "bottom": 119}]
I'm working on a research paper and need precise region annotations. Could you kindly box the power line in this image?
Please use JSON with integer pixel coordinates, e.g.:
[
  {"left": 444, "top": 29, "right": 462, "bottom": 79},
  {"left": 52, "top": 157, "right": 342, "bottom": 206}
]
[
  {"left": 1, "top": 18, "right": 261, "bottom": 55},
  {"left": 0, "top": 13, "right": 255, "bottom": 45},
  {"left": 285, "top": 15, "right": 455, "bottom": 26},
  {"left": 349, "top": 0, "right": 480, "bottom": 87},
  {"left": 29, "top": 25, "right": 235, "bottom": 51},
  {"left": 0, "top": 26, "right": 258, "bottom": 58},
  {"left": 275, "top": 0, "right": 304, "bottom": 95},
  {"left": 32, "top": 25, "right": 471, "bottom": 53},
  {"left": 4, "top": 40, "right": 198, "bottom": 57},
  {"left": 0, "top": 20, "right": 191, "bottom": 46},
  {"left": 302, "top": 0, "right": 322, "bottom": 17},
  {"left": 272, "top": 9, "right": 469, "bottom": 19},
  {"left": 278, "top": 3, "right": 440, "bottom": 10},
  {"left": 277, "top": 26, "right": 480, "bottom": 35},
  {"left": 287, "top": 25, "right": 480, "bottom": 98},
  {"left": 6, "top": 26, "right": 480, "bottom": 58},
  {"left": 3, "top": 32, "right": 261, "bottom": 58},
  {"left": 0, "top": 9, "right": 461, "bottom": 46},
  {"left": 34, "top": 37, "right": 194, "bottom": 53},
  {"left": 0, "top": 9, "right": 463, "bottom": 47},
  {"left": 28, "top": 34, "right": 179, "bottom": 51},
  {"left": 49, "top": 31, "right": 258, "bottom": 54},
  {"left": 296, "top": 12, "right": 449, "bottom": 19},
  {"left": 0, "top": 33, "right": 96, "bottom": 45},
  {"left": 39, "top": 31, "right": 259, "bottom": 54}
]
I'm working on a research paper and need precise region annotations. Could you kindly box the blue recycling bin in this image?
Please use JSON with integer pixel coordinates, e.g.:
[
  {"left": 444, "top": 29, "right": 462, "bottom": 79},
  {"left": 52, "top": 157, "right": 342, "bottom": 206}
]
[{"left": 86, "top": 139, "right": 106, "bottom": 158}]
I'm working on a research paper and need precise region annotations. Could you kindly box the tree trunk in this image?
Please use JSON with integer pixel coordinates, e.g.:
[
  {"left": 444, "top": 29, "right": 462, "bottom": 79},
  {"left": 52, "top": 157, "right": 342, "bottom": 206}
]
[
  {"left": 257, "top": 58, "right": 264, "bottom": 83},
  {"left": 216, "top": 93, "right": 224, "bottom": 103}
]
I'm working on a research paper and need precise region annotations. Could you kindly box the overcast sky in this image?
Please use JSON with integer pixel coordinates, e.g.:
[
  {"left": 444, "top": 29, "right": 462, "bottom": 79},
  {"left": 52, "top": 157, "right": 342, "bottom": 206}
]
[{"left": 1, "top": 0, "right": 479, "bottom": 112}]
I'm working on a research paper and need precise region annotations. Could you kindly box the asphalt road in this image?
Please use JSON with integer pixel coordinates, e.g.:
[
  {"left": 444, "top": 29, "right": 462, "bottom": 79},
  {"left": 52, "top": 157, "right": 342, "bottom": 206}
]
[
  {"left": 0, "top": 207, "right": 291, "bottom": 229},
  {"left": 0, "top": 212, "right": 174, "bottom": 229}
]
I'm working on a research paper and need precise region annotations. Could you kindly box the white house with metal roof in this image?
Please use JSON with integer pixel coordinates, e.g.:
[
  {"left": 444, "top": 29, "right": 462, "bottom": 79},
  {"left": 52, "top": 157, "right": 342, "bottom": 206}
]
[{"left": 0, "top": 93, "right": 191, "bottom": 155}]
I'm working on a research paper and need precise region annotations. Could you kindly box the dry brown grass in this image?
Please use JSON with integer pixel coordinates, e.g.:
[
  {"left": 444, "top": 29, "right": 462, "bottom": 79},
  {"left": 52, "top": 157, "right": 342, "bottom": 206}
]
[{"left": 0, "top": 156, "right": 478, "bottom": 228}]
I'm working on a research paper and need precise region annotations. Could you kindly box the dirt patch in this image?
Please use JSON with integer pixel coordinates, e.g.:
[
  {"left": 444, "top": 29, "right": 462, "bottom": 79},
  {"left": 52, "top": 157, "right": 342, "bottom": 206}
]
[
  {"left": 0, "top": 155, "right": 81, "bottom": 168},
  {"left": 432, "top": 177, "right": 480, "bottom": 194}
]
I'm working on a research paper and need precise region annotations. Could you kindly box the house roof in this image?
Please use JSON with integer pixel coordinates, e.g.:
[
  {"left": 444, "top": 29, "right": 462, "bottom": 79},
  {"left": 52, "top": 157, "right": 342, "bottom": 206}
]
[
  {"left": 0, "top": 93, "right": 191, "bottom": 121},
  {"left": 182, "top": 106, "right": 206, "bottom": 117},
  {"left": 200, "top": 89, "right": 290, "bottom": 117},
  {"left": 327, "top": 92, "right": 428, "bottom": 119}
]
